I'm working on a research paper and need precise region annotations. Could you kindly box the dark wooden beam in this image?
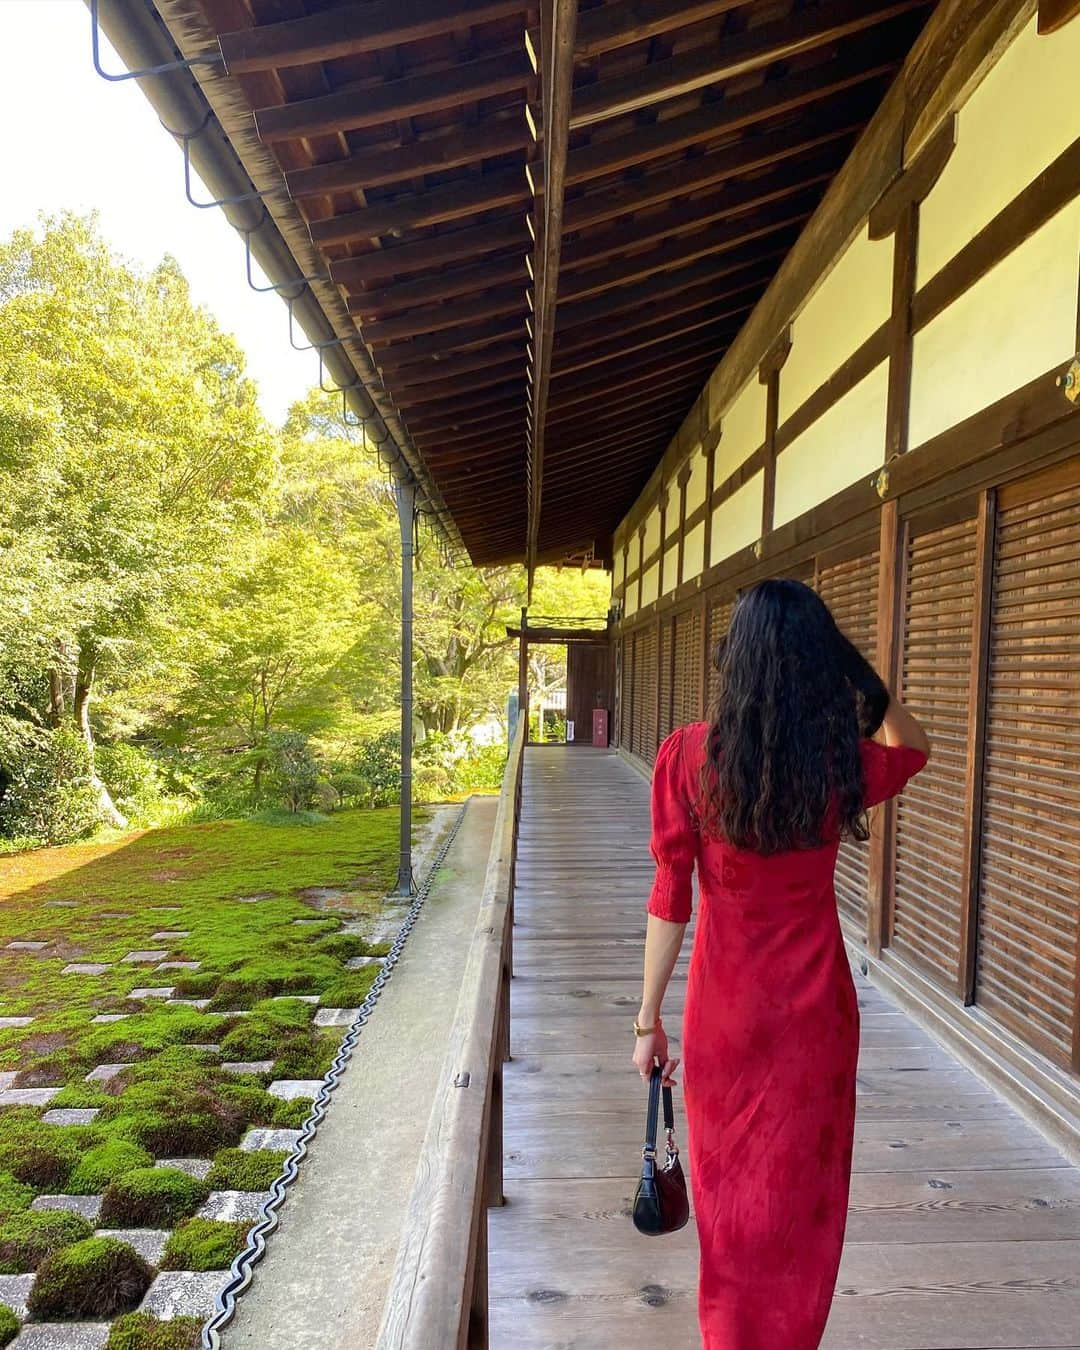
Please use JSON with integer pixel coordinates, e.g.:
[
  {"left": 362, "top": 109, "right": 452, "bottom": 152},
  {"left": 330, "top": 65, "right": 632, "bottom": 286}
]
[
  {"left": 378, "top": 310, "right": 527, "bottom": 365},
  {"left": 219, "top": 0, "right": 526, "bottom": 73},
  {"left": 868, "top": 113, "right": 957, "bottom": 240},
  {"left": 758, "top": 327, "right": 791, "bottom": 536},
  {"left": 529, "top": 0, "right": 579, "bottom": 583},
  {"left": 561, "top": 102, "right": 870, "bottom": 236},
  {"left": 528, "top": 0, "right": 744, "bottom": 63},
  {"left": 384, "top": 342, "right": 526, "bottom": 389},
  {"left": 254, "top": 50, "right": 532, "bottom": 143},
  {"left": 549, "top": 40, "right": 899, "bottom": 189},
  {"left": 329, "top": 218, "right": 526, "bottom": 287},
  {"left": 286, "top": 116, "right": 529, "bottom": 199},
  {"left": 309, "top": 166, "right": 529, "bottom": 245},
  {"left": 568, "top": 0, "right": 931, "bottom": 127},
  {"left": 555, "top": 261, "right": 773, "bottom": 335},
  {"left": 349, "top": 253, "right": 529, "bottom": 318},
  {"left": 361, "top": 284, "right": 526, "bottom": 345},
  {"left": 1037, "top": 0, "right": 1080, "bottom": 33}
]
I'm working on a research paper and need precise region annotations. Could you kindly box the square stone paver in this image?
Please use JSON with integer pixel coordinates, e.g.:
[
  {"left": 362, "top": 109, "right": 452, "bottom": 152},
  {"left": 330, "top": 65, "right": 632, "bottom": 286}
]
[
  {"left": 62, "top": 963, "right": 112, "bottom": 976},
  {"left": 314, "top": 1007, "right": 361, "bottom": 1028},
  {"left": 156, "top": 961, "right": 200, "bottom": 971},
  {"left": 197, "top": 1191, "right": 266, "bottom": 1222},
  {"left": 95, "top": 1227, "right": 170, "bottom": 1265},
  {"left": 222, "top": 1061, "right": 274, "bottom": 1076},
  {"left": 149, "top": 906, "right": 183, "bottom": 912},
  {"left": 188, "top": 1043, "right": 220, "bottom": 1054},
  {"left": 217, "top": 1010, "right": 252, "bottom": 1018},
  {"left": 167, "top": 997, "right": 210, "bottom": 1009},
  {"left": 151, "top": 931, "right": 192, "bottom": 940},
  {"left": 90, "top": 1013, "right": 130, "bottom": 1023},
  {"left": 122, "top": 950, "right": 169, "bottom": 963},
  {"left": 42, "top": 1108, "right": 100, "bottom": 1126},
  {"left": 267, "top": 1079, "right": 322, "bottom": 1100},
  {"left": 11, "top": 1325, "right": 110, "bottom": 1350},
  {"left": 0, "top": 1072, "right": 17, "bottom": 1090},
  {"left": 155, "top": 1158, "right": 212, "bottom": 1180},
  {"left": 290, "top": 918, "right": 327, "bottom": 925},
  {"left": 139, "top": 1270, "right": 230, "bottom": 1320},
  {"left": 0, "top": 1016, "right": 34, "bottom": 1028},
  {"left": 240, "top": 1127, "right": 303, "bottom": 1153},
  {"left": 84, "top": 1063, "right": 133, "bottom": 1084},
  {"left": 5, "top": 941, "right": 49, "bottom": 952},
  {"left": 236, "top": 893, "right": 275, "bottom": 903},
  {"left": 44, "top": 900, "right": 79, "bottom": 908},
  {"left": 0, "top": 1273, "right": 35, "bottom": 1317},
  {"left": 0, "top": 1087, "right": 61, "bottom": 1107},
  {"left": 128, "top": 986, "right": 176, "bottom": 1000},
  {"left": 32, "top": 1194, "right": 102, "bottom": 1222},
  {"left": 271, "top": 994, "right": 319, "bottom": 1004},
  {"left": 346, "top": 955, "right": 385, "bottom": 969}
]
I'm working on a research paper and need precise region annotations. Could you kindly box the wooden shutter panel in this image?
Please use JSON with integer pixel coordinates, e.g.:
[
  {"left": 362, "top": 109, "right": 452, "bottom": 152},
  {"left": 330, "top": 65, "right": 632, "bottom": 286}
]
[
  {"left": 658, "top": 619, "right": 675, "bottom": 744},
  {"left": 890, "top": 514, "right": 977, "bottom": 988},
  {"left": 640, "top": 626, "right": 659, "bottom": 764},
  {"left": 818, "top": 545, "right": 881, "bottom": 937},
  {"left": 974, "top": 465, "right": 1080, "bottom": 1069},
  {"left": 630, "top": 631, "right": 645, "bottom": 759},
  {"left": 706, "top": 595, "right": 735, "bottom": 712},
  {"left": 673, "top": 607, "right": 703, "bottom": 729}
]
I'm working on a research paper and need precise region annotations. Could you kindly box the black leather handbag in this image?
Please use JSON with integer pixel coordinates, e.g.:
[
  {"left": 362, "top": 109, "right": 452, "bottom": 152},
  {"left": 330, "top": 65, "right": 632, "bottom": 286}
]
[{"left": 632, "top": 1064, "right": 690, "bottom": 1236}]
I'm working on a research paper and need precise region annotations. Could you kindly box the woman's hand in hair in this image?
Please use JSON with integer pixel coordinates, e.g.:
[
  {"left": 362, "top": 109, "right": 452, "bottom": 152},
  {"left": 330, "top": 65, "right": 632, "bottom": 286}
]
[
  {"left": 632, "top": 1022, "right": 680, "bottom": 1087},
  {"left": 837, "top": 632, "right": 890, "bottom": 736}
]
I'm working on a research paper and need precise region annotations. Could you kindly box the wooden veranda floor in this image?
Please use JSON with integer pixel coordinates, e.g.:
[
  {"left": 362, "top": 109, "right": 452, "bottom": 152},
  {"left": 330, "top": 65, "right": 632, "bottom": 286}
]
[{"left": 488, "top": 746, "right": 1080, "bottom": 1349}]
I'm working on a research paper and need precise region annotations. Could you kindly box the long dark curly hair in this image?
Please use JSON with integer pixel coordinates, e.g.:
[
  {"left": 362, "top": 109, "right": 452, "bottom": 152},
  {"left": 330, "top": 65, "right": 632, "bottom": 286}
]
[{"left": 698, "top": 578, "right": 890, "bottom": 854}]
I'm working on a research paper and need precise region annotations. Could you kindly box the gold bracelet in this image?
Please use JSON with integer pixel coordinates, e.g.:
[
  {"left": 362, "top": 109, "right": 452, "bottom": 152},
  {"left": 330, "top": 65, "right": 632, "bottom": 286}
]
[{"left": 633, "top": 1016, "right": 662, "bottom": 1036}]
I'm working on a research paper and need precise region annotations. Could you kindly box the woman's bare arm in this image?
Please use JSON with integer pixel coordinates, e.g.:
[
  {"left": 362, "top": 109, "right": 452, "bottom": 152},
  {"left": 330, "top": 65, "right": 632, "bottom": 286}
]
[
  {"left": 878, "top": 690, "right": 931, "bottom": 757},
  {"left": 632, "top": 913, "right": 687, "bottom": 1085}
]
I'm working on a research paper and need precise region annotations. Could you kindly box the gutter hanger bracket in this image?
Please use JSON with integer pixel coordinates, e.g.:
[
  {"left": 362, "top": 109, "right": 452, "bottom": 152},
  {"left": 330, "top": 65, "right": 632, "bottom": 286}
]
[{"left": 90, "top": 0, "right": 224, "bottom": 81}]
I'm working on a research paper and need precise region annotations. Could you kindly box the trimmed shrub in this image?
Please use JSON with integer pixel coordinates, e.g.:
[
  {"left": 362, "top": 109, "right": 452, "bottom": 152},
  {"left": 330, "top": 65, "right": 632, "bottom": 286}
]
[
  {"left": 266, "top": 1096, "right": 311, "bottom": 1129},
  {"left": 68, "top": 1140, "right": 154, "bottom": 1196},
  {"left": 27, "top": 1237, "right": 152, "bottom": 1319},
  {"left": 0, "top": 721, "right": 100, "bottom": 846},
  {"left": 205, "top": 1149, "right": 286, "bottom": 1193},
  {"left": 106, "top": 1313, "right": 204, "bottom": 1350},
  {"left": 0, "top": 1306, "right": 17, "bottom": 1349},
  {"left": 96, "top": 1063, "right": 256, "bottom": 1156},
  {"left": 4, "top": 1126, "right": 82, "bottom": 1189},
  {"left": 0, "top": 1174, "right": 33, "bottom": 1222},
  {"left": 0, "top": 1208, "right": 95, "bottom": 1273},
  {"left": 160, "top": 1218, "right": 249, "bottom": 1272},
  {"left": 99, "top": 1168, "right": 210, "bottom": 1229}
]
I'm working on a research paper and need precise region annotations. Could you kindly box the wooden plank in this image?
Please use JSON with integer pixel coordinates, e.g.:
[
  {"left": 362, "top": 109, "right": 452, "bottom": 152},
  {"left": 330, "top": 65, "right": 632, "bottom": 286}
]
[
  {"left": 568, "top": 0, "right": 931, "bottom": 127},
  {"left": 219, "top": 0, "right": 526, "bottom": 73},
  {"left": 1039, "top": 0, "right": 1080, "bottom": 31},
  {"left": 530, "top": 0, "right": 745, "bottom": 62},
  {"left": 254, "top": 50, "right": 533, "bottom": 143},
  {"left": 287, "top": 115, "right": 530, "bottom": 199},
  {"left": 329, "top": 217, "right": 527, "bottom": 286}
]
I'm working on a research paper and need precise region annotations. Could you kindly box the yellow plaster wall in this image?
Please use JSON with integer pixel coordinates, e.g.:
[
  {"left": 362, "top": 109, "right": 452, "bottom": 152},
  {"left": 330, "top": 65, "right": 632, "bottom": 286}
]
[
  {"left": 780, "top": 225, "right": 893, "bottom": 422},
  {"left": 714, "top": 376, "right": 767, "bottom": 484},
  {"left": 685, "top": 445, "right": 708, "bottom": 515},
  {"left": 663, "top": 543, "right": 680, "bottom": 595},
  {"left": 918, "top": 15, "right": 1080, "bottom": 287},
  {"left": 710, "top": 472, "right": 764, "bottom": 564},
  {"left": 683, "top": 522, "right": 705, "bottom": 581},
  {"left": 640, "top": 562, "right": 659, "bottom": 610},
  {"left": 774, "top": 361, "right": 889, "bottom": 528},
  {"left": 643, "top": 505, "right": 661, "bottom": 561},
  {"left": 909, "top": 200, "right": 1080, "bottom": 449}
]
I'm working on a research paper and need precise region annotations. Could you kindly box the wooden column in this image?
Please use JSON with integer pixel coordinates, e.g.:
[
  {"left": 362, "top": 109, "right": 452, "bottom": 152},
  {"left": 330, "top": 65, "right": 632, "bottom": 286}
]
[
  {"left": 676, "top": 462, "right": 691, "bottom": 588},
  {"left": 758, "top": 327, "right": 792, "bottom": 537},
  {"left": 657, "top": 485, "right": 669, "bottom": 598},
  {"left": 517, "top": 606, "right": 529, "bottom": 741},
  {"left": 702, "top": 427, "right": 719, "bottom": 573},
  {"left": 957, "top": 488, "right": 996, "bottom": 1004},
  {"left": 865, "top": 115, "right": 957, "bottom": 956}
]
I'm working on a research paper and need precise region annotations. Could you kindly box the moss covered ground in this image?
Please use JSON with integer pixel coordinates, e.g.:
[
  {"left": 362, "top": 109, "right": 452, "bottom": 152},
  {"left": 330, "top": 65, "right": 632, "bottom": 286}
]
[{"left": 0, "top": 806, "right": 415, "bottom": 1336}]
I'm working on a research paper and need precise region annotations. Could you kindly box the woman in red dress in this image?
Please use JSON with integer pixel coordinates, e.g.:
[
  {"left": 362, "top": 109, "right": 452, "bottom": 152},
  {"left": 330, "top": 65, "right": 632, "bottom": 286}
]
[{"left": 631, "top": 578, "right": 929, "bottom": 1349}]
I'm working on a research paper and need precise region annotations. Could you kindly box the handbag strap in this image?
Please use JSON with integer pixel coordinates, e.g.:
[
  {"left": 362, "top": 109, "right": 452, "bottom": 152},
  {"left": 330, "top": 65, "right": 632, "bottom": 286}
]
[{"left": 644, "top": 1064, "right": 676, "bottom": 1155}]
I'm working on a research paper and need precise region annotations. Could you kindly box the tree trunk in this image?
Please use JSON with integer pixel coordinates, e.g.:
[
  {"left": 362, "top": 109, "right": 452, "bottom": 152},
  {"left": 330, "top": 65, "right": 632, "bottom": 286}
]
[
  {"left": 73, "top": 645, "right": 127, "bottom": 830},
  {"left": 47, "top": 668, "right": 64, "bottom": 726}
]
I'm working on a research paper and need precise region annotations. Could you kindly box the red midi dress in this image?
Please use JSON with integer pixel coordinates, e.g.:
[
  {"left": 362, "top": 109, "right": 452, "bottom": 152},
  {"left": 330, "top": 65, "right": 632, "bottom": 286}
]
[{"left": 646, "top": 721, "right": 928, "bottom": 1349}]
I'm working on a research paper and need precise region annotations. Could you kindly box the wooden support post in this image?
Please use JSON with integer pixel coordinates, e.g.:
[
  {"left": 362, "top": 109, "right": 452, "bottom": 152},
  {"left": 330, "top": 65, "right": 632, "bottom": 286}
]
[
  {"left": 758, "top": 327, "right": 792, "bottom": 537},
  {"left": 957, "top": 489, "right": 996, "bottom": 1004},
  {"left": 867, "top": 499, "right": 905, "bottom": 958},
  {"left": 676, "top": 462, "right": 692, "bottom": 587},
  {"left": 702, "top": 428, "right": 718, "bottom": 573},
  {"left": 517, "top": 607, "right": 529, "bottom": 741},
  {"left": 865, "top": 113, "right": 957, "bottom": 954},
  {"left": 699, "top": 594, "right": 710, "bottom": 720}
]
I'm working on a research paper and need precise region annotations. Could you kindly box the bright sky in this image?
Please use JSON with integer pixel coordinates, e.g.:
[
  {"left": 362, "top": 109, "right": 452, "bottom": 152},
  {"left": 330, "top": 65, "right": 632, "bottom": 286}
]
[{"left": 0, "top": 0, "right": 315, "bottom": 425}]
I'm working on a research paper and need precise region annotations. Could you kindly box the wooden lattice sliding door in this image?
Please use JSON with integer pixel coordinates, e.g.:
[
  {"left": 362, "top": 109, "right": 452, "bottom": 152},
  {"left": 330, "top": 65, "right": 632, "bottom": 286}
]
[
  {"left": 636, "top": 625, "right": 659, "bottom": 765},
  {"left": 817, "top": 542, "right": 881, "bottom": 940},
  {"left": 658, "top": 618, "right": 675, "bottom": 746},
  {"left": 673, "top": 607, "right": 703, "bottom": 731},
  {"left": 889, "top": 508, "right": 978, "bottom": 989},
  {"left": 974, "top": 461, "right": 1080, "bottom": 1070},
  {"left": 705, "top": 594, "right": 735, "bottom": 713}
]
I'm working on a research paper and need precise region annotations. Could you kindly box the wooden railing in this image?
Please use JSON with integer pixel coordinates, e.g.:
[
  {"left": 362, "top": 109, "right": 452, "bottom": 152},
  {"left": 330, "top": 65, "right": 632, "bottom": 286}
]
[{"left": 377, "top": 713, "right": 525, "bottom": 1349}]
